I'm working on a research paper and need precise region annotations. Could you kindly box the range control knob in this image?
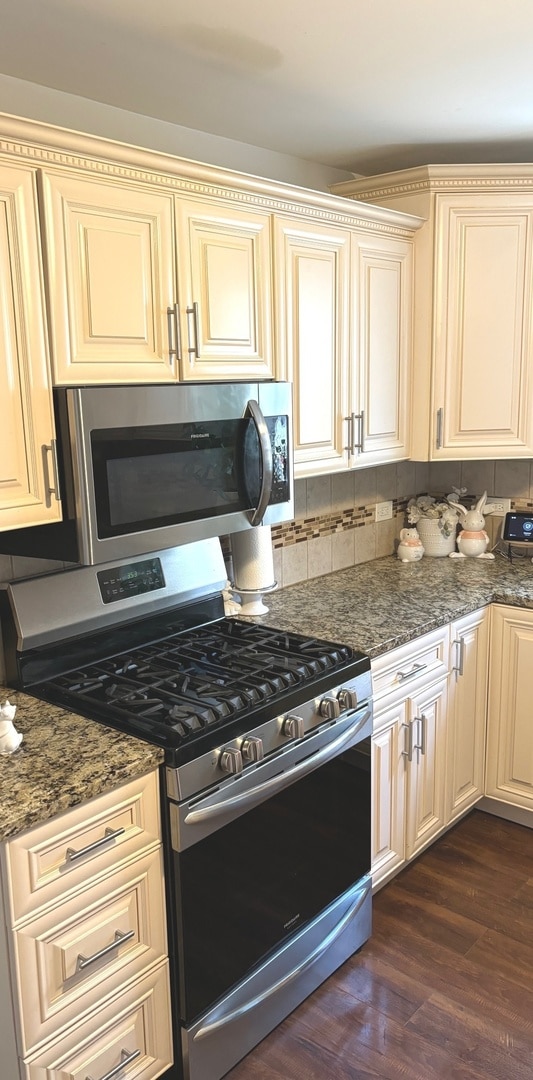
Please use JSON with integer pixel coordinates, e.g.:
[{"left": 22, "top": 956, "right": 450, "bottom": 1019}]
[
  {"left": 337, "top": 687, "right": 358, "bottom": 711},
  {"left": 241, "top": 736, "right": 264, "bottom": 763},
  {"left": 319, "top": 695, "right": 341, "bottom": 720},
  {"left": 282, "top": 714, "right": 305, "bottom": 740},
  {"left": 218, "top": 746, "right": 243, "bottom": 775}
]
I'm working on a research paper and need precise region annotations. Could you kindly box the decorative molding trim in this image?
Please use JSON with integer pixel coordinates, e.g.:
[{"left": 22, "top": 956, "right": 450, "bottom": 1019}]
[{"left": 0, "top": 113, "right": 423, "bottom": 238}]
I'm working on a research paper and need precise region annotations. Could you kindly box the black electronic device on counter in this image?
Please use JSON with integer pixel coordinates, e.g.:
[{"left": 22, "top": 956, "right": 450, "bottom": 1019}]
[{"left": 503, "top": 511, "right": 533, "bottom": 543}]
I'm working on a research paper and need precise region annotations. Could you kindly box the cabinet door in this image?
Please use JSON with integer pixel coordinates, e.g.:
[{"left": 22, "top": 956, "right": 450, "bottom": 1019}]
[
  {"left": 175, "top": 199, "right": 273, "bottom": 381},
  {"left": 371, "top": 699, "right": 407, "bottom": 890},
  {"left": 405, "top": 676, "right": 448, "bottom": 859},
  {"left": 432, "top": 198, "right": 533, "bottom": 458},
  {"left": 351, "top": 232, "right": 413, "bottom": 465},
  {"left": 274, "top": 217, "right": 350, "bottom": 476},
  {"left": 447, "top": 608, "right": 488, "bottom": 822},
  {"left": 0, "top": 163, "right": 61, "bottom": 530},
  {"left": 486, "top": 605, "right": 533, "bottom": 808},
  {"left": 41, "top": 172, "right": 177, "bottom": 383}
]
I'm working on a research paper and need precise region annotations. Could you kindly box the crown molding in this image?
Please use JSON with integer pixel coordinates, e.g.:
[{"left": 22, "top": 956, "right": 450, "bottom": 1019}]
[
  {"left": 331, "top": 163, "right": 533, "bottom": 202},
  {"left": 0, "top": 112, "right": 424, "bottom": 238}
]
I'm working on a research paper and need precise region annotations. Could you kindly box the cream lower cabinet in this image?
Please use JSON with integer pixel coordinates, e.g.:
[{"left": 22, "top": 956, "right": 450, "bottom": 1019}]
[
  {"left": 446, "top": 608, "right": 489, "bottom": 822},
  {"left": 0, "top": 163, "right": 61, "bottom": 531},
  {"left": 485, "top": 605, "right": 533, "bottom": 816},
  {"left": 0, "top": 769, "right": 173, "bottom": 1080},
  {"left": 371, "top": 627, "right": 449, "bottom": 890}
]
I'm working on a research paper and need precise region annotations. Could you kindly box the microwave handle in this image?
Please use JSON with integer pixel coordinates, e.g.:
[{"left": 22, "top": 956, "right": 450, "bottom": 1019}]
[{"left": 246, "top": 399, "right": 273, "bottom": 526}]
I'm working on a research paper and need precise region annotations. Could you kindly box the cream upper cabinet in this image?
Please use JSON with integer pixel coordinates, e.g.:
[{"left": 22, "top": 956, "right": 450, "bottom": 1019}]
[
  {"left": 175, "top": 199, "right": 274, "bottom": 381},
  {"left": 274, "top": 217, "right": 350, "bottom": 476},
  {"left": 332, "top": 165, "right": 533, "bottom": 460},
  {"left": 485, "top": 605, "right": 533, "bottom": 813},
  {"left": 350, "top": 232, "right": 413, "bottom": 466},
  {"left": 40, "top": 170, "right": 178, "bottom": 384},
  {"left": 0, "top": 163, "right": 61, "bottom": 531}
]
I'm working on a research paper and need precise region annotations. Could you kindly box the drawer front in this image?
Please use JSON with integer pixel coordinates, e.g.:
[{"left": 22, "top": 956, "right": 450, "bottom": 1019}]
[
  {"left": 372, "top": 627, "right": 449, "bottom": 709},
  {"left": 24, "top": 960, "right": 173, "bottom": 1080},
  {"left": 5, "top": 771, "right": 161, "bottom": 924},
  {"left": 13, "top": 848, "right": 167, "bottom": 1055}
]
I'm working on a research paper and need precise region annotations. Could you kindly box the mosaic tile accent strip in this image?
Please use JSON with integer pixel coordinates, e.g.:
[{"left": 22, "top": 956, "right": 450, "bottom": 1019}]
[{"left": 271, "top": 498, "right": 409, "bottom": 548}]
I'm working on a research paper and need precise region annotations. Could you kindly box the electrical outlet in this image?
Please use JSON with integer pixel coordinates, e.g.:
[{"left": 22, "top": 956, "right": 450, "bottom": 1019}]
[
  {"left": 375, "top": 500, "right": 393, "bottom": 522},
  {"left": 487, "top": 496, "right": 511, "bottom": 516}
]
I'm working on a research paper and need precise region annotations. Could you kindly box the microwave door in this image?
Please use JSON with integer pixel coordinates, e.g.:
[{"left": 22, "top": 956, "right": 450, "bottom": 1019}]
[{"left": 245, "top": 400, "right": 273, "bottom": 526}]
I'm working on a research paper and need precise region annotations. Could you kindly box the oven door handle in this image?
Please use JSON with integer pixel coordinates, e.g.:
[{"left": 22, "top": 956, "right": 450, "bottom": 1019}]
[
  {"left": 184, "top": 707, "right": 371, "bottom": 827},
  {"left": 246, "top": 399, "right": 273, "bottom": 527},
  {"left": 193, "top": 875, "right": 370, "bottom": 1041}
]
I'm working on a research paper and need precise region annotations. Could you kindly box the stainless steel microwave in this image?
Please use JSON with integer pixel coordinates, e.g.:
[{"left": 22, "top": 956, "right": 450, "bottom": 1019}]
[{"left": 0, "top": 382, "right": 293, "bottom": 565}]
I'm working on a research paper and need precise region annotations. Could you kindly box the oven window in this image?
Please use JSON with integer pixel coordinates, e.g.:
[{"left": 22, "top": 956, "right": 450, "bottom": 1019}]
[
  {"left": 91, "top": 418, "right": 264, "bottom": 537},
  {"left": 171, "top": 746, "right": 370, "bottom": 1023}
]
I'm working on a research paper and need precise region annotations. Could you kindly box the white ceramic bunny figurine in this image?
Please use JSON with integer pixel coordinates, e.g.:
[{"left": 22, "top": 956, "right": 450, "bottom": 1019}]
[
  {"left": 0, "top": 700, "right": 23, "bottom": 754},
  {"left": 446, "top": 491, "right": 495, "bottom": 559}
]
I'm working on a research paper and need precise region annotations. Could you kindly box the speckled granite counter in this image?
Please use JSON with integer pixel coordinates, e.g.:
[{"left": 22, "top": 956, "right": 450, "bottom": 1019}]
[
  {"left": 0, "top": 691, "right": 163, "bottom": 842},
  {"left": 2, "top": 553, "right": 532, "bottom": 844},
  {"left": 261, "top": 553, "right": 533, "bottom": 657}
]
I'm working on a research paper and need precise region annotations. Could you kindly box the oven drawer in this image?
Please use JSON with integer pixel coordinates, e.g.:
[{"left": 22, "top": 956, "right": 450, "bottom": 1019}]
[
  {"left": 4, "top": 771, "right": 161, "bottom": 924},
  {"left": 371, "top": 626, "right": 449, "bottom": 709},
  {"left": 23, "top": 960, "right": 173, "bottom": 1080},
  {"left": 12, "top": 847, "right": 167, "bottom": 1055}
]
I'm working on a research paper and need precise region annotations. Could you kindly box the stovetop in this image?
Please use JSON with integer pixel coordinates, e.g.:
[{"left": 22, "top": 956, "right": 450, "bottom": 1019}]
[{"left": 25, "top": 615, "right": 369, "bottom": 766}]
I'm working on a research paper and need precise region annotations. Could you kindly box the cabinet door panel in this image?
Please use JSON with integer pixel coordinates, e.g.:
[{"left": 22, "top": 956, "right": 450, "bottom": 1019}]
[
  {"left": 274, "top": 218, "right": 350, "bottom": 475},
  {"left": 41, "top": 172, "right": 176, "bottom": 383},
  {"left": 352, "top": 234, "right": 412, "bottom": 464},
  {"left": 371, "top": 700, "right": 407, "bottom": 889},
  {"left": 0, "top": 164, "right": 60, "bottom": 530},
  {"left": 405, "top": 678, "right": 447, "bottom": 859},
  {"left": 486, "top": 606, "right": 533, "bottom": 807},
  {"left": 434, "top": 202, "right": 533, "bottom": 456},
  {"left": 447, "top": 609, "right": 488, "bottom": 821},
  {"left": 176, "top": 199, "right": 273, "bottom": 380}
]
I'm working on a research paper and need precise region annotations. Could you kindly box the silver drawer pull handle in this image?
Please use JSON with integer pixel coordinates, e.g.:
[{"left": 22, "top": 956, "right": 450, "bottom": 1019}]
[
  {"left": 396, "top": 662, "right": 427, "bottom": 683},
  {"left": 65, "top": 825, "right": 125, "bottom": 863},
  {"left": 85, "top": 1047, "right": 141, "bottom": 1080},
  {"left": 453, "top": 637, "right": 465, "bottom": 677},
  {"left": 76, "top": 928, "right": 135, "bottom": 972}
]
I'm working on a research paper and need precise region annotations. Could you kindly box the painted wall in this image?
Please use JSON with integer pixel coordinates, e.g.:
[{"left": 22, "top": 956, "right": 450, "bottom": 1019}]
[{"left": 0, "top": 74, "right": 353, "bottom": 191}]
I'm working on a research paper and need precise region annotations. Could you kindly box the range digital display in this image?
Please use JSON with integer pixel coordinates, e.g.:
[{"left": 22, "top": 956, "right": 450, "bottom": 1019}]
[{"left": 97, "top": 557, "right": 166, "bottom": 604}]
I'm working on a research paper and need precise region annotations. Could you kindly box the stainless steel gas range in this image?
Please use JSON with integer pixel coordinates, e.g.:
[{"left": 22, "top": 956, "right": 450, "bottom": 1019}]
[{"left": 1, "top": 539, "right": 373, "bottom": 1080}]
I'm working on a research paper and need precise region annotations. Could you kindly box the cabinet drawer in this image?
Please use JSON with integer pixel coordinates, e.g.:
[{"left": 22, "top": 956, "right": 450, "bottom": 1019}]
[
  {"left": 24, "top": 960, "right": 173, "bottom": 1080},
  {"left": 13, "top": 847, "right": 167, "bottom": 1055},
  {"left": 4, "top": 771, "right": 161, "bottom": 924},
  {"left": 371, "top": 626, "right": 449, "bottom": 710}
]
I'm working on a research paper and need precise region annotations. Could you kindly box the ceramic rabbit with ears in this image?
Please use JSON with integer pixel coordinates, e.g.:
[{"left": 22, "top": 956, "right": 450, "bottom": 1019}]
[{"left": 447, "top": 491, "right": 495, "bottom": 559}]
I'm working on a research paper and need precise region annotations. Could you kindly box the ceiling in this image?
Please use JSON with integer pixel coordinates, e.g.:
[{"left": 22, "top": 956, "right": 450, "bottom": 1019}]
[{"left": 2, "top": 0, "right": 533, "bottom": 176}]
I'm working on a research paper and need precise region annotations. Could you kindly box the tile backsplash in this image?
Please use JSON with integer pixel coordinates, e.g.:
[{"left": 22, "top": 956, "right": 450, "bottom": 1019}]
[{"left": 1, "top": 457, "right": 533, "bottom": 685}]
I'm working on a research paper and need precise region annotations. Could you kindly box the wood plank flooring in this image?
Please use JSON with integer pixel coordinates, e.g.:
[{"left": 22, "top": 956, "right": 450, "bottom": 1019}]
[{"left": 226, "top": 810, "right": 533, "bottom": 1079}]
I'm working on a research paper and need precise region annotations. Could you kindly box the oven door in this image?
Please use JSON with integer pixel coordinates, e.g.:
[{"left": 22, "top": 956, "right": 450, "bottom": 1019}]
[{"left": 166, "top": 707, "right": 371, "bottom": 1025}]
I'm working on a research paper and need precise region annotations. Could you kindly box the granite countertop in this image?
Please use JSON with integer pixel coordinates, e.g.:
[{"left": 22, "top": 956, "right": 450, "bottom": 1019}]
[
  {"left": 261, "top": 552, "right": 533, "bottom": 657},
  {"left": 0, "top": 691, "right": 163, "bottom": 843},
  {"left": 2, "top": 551, "right": 532, "bottom": 844}
]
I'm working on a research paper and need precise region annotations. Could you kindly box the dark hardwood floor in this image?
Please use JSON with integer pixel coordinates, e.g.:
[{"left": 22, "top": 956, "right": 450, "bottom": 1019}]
[{"left": 226, "top": 810, "right": 533, "bottom": 1079}]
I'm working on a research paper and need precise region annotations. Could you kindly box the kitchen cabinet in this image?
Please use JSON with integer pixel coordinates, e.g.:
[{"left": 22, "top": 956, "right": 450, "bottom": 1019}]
[
  {"left": 485, "top": 604, "right": 533, "bottom": 819},
  {"left": 332, "top": 166, "right": 533, "bottom": 460},
  {"left": 273, "top": 217, "right": 351, "bottom": 475},
  {"left": 175, "top": 198, "right": 273, "bottom": 381},
  {"left": 0, "top": 163, "right": 61, "bottom": 532},
  {"left": 41, "top": 172, "right": 273, "bottom": 384},
  {"left": 274, "top": 218, "right": 415, "bottom": 477},
  {"left": 40, "top": 170, "right": 178, "bottom": 384},
  {"left": 371, "top": 626, "right": 449, "bottom": 889},
  {"left": 0, "top": 769, "right": 173, "bottom": 1080},
  {"left": 446, "top": 608, "right": 488, "bottom": 822}
]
